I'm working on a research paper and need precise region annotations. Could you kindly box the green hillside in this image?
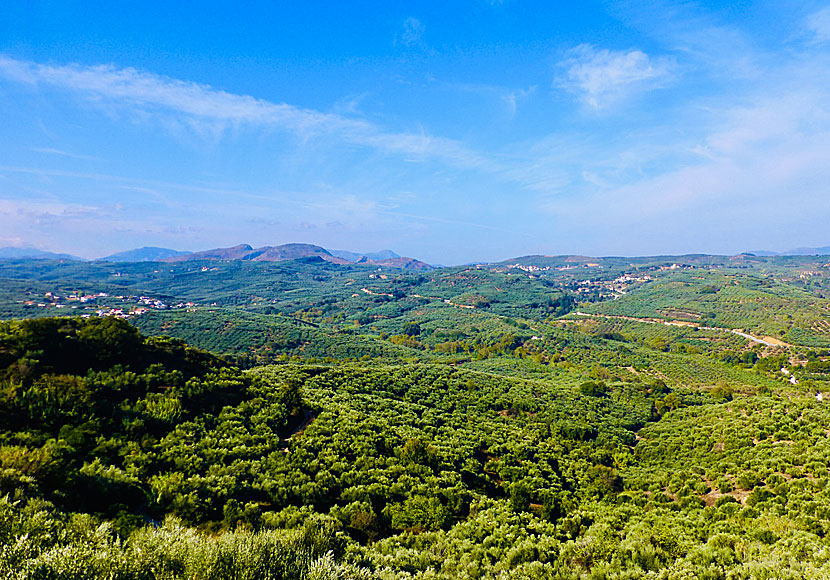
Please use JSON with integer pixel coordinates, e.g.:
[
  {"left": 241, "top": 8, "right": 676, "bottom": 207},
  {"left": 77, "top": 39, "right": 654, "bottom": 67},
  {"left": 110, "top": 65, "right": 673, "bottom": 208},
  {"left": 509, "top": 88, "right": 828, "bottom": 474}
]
[
  {"left": 3, "top": 255, "right": 830, "bottom": 578},
  {"left": 3, "top": 315, "right": 830, "bottom": 578}
]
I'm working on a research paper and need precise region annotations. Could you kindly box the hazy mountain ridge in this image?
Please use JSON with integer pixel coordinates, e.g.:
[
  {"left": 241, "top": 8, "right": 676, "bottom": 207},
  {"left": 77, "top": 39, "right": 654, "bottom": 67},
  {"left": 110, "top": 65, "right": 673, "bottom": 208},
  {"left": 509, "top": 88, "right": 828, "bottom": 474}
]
[
  {"left": 9, "top": 241, "right": 830, "bottom": 269},
  {"left": 99, "top": 246, "right": 191, "bottom": 262},
  {"left": 0, "top": 247, "right": 82, "bottom": 261},
  {"left": 163, "top": 243, "right": 350, "bottom": 264},
  {"left": 746, "top": 246, "right": 830, "bottom": 256},
  {"left": 0, "top": 243, "right": 433, "bottom": 269},
  {"left": 160, "top": 243, "right": 433, "bottom": 269},
  {"left": 329, "top": 249, "right": 400, "bottom": 262}
]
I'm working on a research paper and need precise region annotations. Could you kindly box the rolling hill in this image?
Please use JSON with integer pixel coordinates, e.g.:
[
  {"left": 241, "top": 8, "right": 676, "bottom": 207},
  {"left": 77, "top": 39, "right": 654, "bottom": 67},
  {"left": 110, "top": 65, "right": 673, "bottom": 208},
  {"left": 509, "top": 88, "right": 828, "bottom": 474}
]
[
  {"left": 99, "top": 246, "right": 191, "bottom": 262},
  {"left": 0, "top": 247, "right": 82, "bottom": 261}
]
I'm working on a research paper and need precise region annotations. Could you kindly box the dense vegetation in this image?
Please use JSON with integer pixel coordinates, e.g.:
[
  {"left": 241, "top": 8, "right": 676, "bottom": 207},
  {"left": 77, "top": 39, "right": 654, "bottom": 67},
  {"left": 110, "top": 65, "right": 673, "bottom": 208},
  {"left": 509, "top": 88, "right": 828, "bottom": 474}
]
[{"left": 3, "top": 254, "right": 830, "bottom": 578}]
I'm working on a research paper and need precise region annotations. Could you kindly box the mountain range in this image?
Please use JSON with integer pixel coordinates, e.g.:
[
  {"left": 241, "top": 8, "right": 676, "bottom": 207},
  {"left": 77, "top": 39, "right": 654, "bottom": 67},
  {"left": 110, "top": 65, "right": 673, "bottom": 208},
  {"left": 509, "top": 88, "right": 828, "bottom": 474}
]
[
  {"left": 164, "top": 243, "right": 349, "bottom": 264},
  {"left": 8, "top": 242, "right": 830, "bottom": 269},
  {"left": 0, "top": 247, "right": 82, "bottom": 261},
  {"left": 329, "top": 249, "right": 400, "bottom": 262},
  {"left": 0, "top": 243, "right": 432, "bottom": 269},
  {"left": 100, "top": 246, "right": 192, "bottom": 262},
  {"left": 163, "top": 243, "right": 433, "bottom": 270},
  {"left": 745, "top": 246, "right": 830, "bottom": 256}
]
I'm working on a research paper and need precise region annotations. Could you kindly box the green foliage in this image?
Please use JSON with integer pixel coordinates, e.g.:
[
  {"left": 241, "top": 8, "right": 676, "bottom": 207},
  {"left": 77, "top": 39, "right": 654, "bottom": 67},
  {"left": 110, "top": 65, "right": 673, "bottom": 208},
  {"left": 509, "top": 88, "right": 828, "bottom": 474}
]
[
  {"left": 387, "top": 495, "right": 448, "bottom": 531},
  {"left": 5, "top": 250, "right": 830, "bottom": 577},
  {"left": 579, "top": 380, "right": 608, "bottom": 397},
  {"left": 0, "top": 497, "right": 364, "bottom": 580}
]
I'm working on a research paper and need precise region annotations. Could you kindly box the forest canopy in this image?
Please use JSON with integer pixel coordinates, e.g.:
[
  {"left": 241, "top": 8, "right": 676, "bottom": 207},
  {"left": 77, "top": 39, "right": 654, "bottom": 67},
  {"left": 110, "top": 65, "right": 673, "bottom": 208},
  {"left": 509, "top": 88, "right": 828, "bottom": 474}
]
[{"left": 3, "top": 253, "right": 830, "bottom": 578}]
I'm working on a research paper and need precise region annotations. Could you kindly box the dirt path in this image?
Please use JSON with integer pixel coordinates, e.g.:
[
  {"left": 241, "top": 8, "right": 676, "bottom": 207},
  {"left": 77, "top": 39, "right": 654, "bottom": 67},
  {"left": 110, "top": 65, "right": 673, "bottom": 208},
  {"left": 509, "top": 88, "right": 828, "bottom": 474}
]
[{"left": 572, "top": 311, "right": 792, "bottom": 348}]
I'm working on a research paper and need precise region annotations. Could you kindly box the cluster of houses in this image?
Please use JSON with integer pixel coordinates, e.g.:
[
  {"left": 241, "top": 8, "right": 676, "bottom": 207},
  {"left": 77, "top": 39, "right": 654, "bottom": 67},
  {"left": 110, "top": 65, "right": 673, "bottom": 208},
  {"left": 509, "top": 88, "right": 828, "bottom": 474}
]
[
  {"left": 23, "top": 291, "right": 196, "bottom": 319},
  {"left": 496, "top": 261, "right": 662, "bottom": 299},
  {"left": 507, "top": 264, "right": 552, "bottom": 273},
  {"left": 503, "top": 262, "right": 605, "bottom": 274},
  {"left": 567, "top": 273, "right": 653, "bottom": 298}
]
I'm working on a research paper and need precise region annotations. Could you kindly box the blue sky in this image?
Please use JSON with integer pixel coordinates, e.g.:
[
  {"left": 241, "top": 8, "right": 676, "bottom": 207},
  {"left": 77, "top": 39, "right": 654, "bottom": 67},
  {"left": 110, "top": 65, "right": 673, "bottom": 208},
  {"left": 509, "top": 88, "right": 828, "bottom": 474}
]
[{"left": 1, "top": 1, "right": 829, "bottom": 263}]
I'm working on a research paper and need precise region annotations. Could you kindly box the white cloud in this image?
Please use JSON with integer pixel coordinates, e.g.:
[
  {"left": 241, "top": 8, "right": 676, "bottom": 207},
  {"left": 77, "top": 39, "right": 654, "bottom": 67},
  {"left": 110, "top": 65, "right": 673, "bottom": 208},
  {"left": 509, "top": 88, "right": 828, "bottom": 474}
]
[
  {"left": 440, "top": 80, "right": 536, "bottom": 118},
  {"left": 502, "top": 86, "right": 536, "bottom": 117},
  {"left": 0, "top": 55, "right": 487, "bottom": 170},
  {"left": 0, "top": 197, "right": 119, "bottom": 255},
  {"left": 602, "top": 2, "right": 761, "bottom": 82},
  {"left": 400, "top": 17, "right": 425, "bottom": 48},
  {"left": 537, "top": 77, "right": 830, "bottom": 254},
  {"left": 31, "top": 147, "right": 100, "bottom": 161},
  {"left": 808, "top": 6, "right": 830, "bottom": 43},
  {"left": 561, "top": 44, "right": 675, "bottom": 108}
]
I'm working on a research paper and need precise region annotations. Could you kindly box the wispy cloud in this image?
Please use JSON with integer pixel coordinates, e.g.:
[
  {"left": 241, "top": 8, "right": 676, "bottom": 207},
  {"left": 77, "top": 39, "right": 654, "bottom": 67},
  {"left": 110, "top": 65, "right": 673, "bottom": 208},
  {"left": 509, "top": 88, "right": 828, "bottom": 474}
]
[
  {"left": 502, "top": 86, "right": 536, "bottom": 117},
  {"left": 3, "top": 1, "right": 830, "bottom": 261},
  {"left": 445, "top": 81, "right": 536, "bottom": 118},
  {"left": 0, "top": 194, "right": 276, "bottom": 258},
  {"left": 0, "top": 55, "right": 488, "bottom": 170},
  {"left": 808, "top": 6, "right": 830, "bottom": 43},
  {"left": 398, "top": 17, "right": 426, "bottom": 48},
  {"left": 31, "top": 147, "right": 100, "bottom": 161},
  {"left": 0, "top": 165, "right": 252, "bottom": 200},
  {"left": 560, "top": 44, "right": 675, "bottom": 108},
  {"left": 0, "top": 197, "right": 125, "bottom": 253},
  {"left": 604, "top": 2, "right": 761, "bottom": 82},
  {"left": 537, "top": 70, "right": 830, "bottom": 254},
  {"left": 524, "top": 0, "right": 830, "bottom": 255}
]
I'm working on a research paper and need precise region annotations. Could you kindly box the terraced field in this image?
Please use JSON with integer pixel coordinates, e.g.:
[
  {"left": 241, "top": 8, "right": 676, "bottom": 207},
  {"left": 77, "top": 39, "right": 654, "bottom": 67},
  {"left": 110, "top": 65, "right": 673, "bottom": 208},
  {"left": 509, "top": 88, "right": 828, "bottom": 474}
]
[{"left": 581, "top": 270, "right": 830, "bottom": 348}]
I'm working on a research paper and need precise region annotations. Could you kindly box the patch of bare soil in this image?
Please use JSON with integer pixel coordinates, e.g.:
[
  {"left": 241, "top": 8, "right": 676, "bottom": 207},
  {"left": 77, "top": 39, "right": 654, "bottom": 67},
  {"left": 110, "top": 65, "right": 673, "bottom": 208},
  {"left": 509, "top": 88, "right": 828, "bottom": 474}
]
[
  {"left": 761, "top": 335, "right": 791, "bottom": 347},
  {"left": 701, "top": 487, "right": 751, "bottom": 507}
]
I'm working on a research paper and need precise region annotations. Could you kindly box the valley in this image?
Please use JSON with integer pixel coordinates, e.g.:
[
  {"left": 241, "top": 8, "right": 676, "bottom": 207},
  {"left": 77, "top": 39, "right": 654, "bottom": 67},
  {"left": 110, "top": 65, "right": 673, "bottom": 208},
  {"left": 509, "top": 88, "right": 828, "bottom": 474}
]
[{"left": 3, "top": 251, "right": 830, "bottom": 578}]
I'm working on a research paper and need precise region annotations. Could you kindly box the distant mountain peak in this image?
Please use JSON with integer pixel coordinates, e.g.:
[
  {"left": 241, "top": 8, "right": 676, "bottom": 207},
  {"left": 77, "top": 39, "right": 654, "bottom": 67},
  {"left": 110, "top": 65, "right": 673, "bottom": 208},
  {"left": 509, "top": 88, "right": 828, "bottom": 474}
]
[
  {"left": 163, "top": 243, "right": 351, "bottom": 264},
  {"left": 783, "top": 246, "right": 830, "bottom": 256},
  {"left": 156, "top": 243, "right": 431, "bottom": 269},
  {"left": 329, "top": 248, "right": 401, "bottom": 262},
  {"left": 166, "top": 243, "right": 259, "bottom": 262},
  {"left": 99, "top": 246, "right": 191, "bottom": 262}
]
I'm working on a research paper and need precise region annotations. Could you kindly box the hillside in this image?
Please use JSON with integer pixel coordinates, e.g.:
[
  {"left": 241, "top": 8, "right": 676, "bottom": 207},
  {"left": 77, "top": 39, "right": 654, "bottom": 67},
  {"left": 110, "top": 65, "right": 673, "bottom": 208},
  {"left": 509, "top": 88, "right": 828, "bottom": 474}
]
[
  {"left": 4, "top": 315, "right": 830, "bottom": 578},
  {"left": 356, "top": 255, "right": 433, "bottom": 270}
]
